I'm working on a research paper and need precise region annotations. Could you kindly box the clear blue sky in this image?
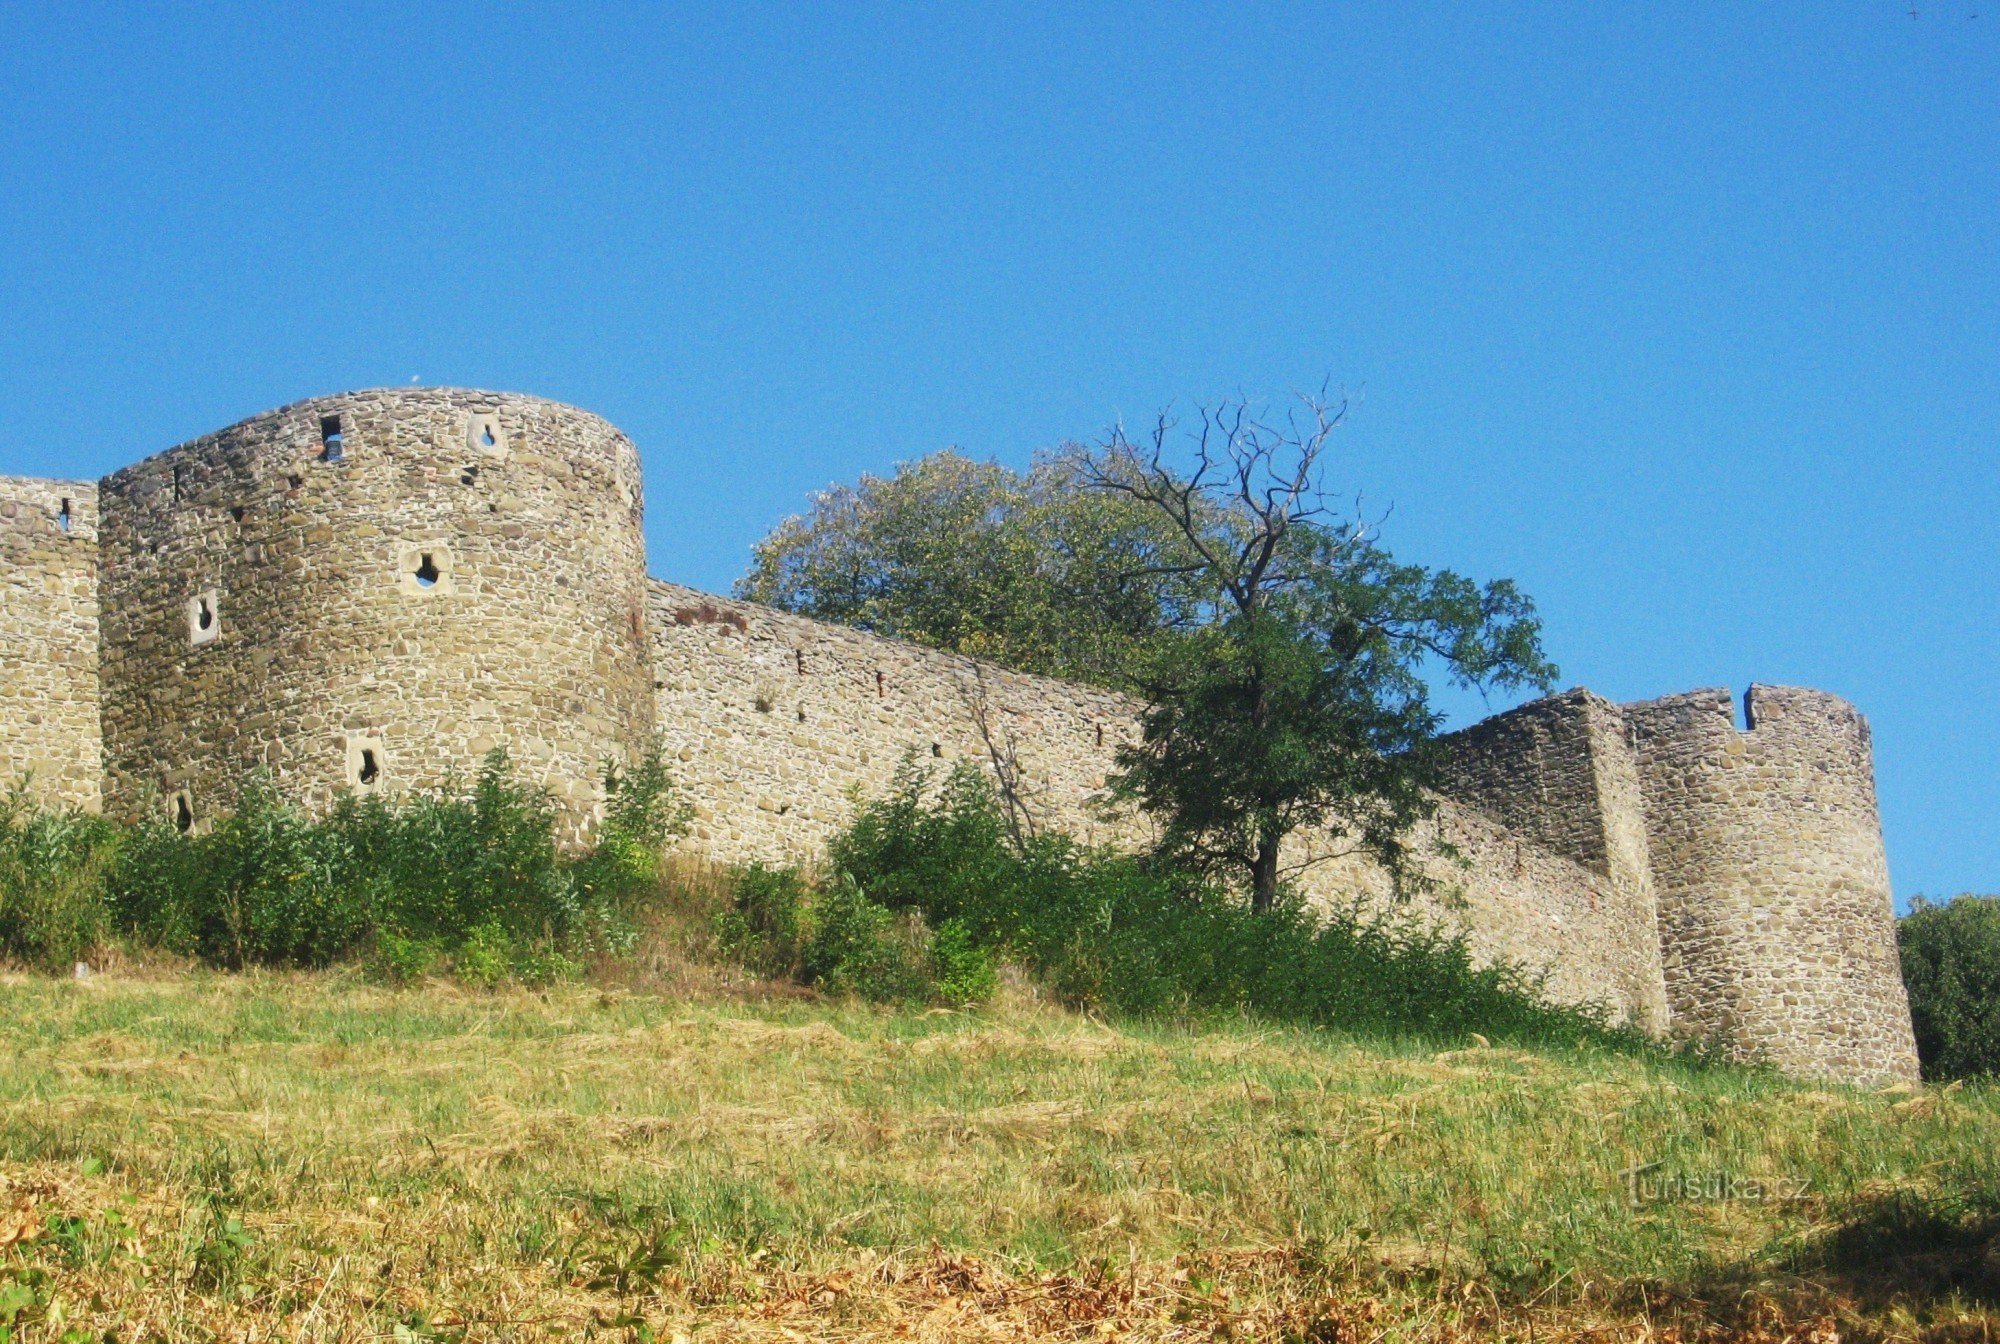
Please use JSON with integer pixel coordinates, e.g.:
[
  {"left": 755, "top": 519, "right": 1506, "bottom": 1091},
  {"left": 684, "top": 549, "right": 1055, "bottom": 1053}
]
[{"left": 1, "top": 4, "right": 1993, "bottom": 901}]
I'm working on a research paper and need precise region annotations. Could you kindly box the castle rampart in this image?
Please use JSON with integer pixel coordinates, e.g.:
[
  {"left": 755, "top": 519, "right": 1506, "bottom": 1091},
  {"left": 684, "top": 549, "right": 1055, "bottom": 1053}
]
[
  {"left": 1436, "top": 690, "right": 1671, "bottom": 1034},
  {"left": 1626, "top": 686, "right": 1918, "bottom": 1083},
  {"left": 95, "top": 389, "right": 654, "bottom": 837},
  {"left": 650, "top": 580, "right": 1673, "bottom": 1028},
  {"left": 0, "top": 390, "right": 1921, "bottom": 1083},
  {"left": 0, "top": 476, "right": 101, "bottom": 811}
]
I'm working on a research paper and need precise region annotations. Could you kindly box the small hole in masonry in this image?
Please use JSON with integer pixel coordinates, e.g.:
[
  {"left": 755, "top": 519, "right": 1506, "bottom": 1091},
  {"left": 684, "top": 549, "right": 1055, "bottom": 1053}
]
[
  {"left": 796, "top": 707, "right": 806, "bottom": 723},
  {"left": 230, "top": 505, "right": 246, "bottom": 523},
  {"left": 319, "top": 416, "right": 345, "bottom": 464},
  {"left": 931, "top": 742, "right": 943, "bottom": 758}
]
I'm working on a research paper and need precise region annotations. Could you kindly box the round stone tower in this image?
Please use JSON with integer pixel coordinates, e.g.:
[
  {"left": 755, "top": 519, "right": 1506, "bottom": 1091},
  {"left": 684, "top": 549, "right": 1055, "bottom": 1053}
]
[
  {"left": 0, "top": 476, "right": 102, "bottom": 812},
  {"left": 1625, "top": 685, "right": 1918, "bottom": 1084},
  {"left": 96, "top": 388, "right": 653, "bottom": 840}
]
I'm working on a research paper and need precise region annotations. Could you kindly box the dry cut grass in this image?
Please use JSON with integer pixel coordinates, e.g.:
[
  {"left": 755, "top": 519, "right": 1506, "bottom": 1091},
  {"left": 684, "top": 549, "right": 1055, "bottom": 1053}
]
[{"left": 0, "top": 969, "right": 1997, "bottom": 1341}]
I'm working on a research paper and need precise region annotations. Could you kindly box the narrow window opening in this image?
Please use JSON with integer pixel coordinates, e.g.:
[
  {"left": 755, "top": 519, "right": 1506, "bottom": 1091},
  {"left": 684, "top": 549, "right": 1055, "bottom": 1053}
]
[
  {"left": 357, "top": 749, "right": 380, "bottom": 785},
  {"left": 172, "top": 792, "right": 194, "bottom": 834},
  {"left": 930, "top": 742, "right": 943, "bottom": 758},
  {"left": 875, "top": 670, "right": 886, "bottom": 698},
  {"left": 230, "top": 505, "right": 246, "bottom": 523},
  {"left": 794, "top": 648, "right": 806, "bottom": 675},
  {"left": 187, "top": 590, "right": 221, "bottom": 645},
  {"left": 1095, "top": 723, "right": 1104, "bottom": 748},
  {"left": 480, "top": 424, "right": 497, "bottom": 448},
  {"left": 460, "top": 466, "right": 478, "bottom": 486},
  {"left": 796, "top": 707, "right": 806, "bottom": 723},
  {"left": 414, "top": 553, "right": 440, "bottom": 587},
  {"left": 57, "top": 499, "right": 71, "bottom": 533},
  {"left": 319, "top": 415, "right": 345, "bottom": 464},
  {"left": 172, "top": 465, "right": 183, "bottom": 504}
]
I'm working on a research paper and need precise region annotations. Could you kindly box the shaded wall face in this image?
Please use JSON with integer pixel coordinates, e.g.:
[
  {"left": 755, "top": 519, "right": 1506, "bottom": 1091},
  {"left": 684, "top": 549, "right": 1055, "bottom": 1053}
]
[
  {"left": 1437, "top": 690, "right": 1670, "bottom": 1035},
  {"left": 97, "top": 390, "right": 653, "bottom": 838},
  {"left": 1629, "top": 686, "right": 1919, "bottom": 1083},
  {"left": 0, "top": 478, "right": 101, "bottom": 811}
]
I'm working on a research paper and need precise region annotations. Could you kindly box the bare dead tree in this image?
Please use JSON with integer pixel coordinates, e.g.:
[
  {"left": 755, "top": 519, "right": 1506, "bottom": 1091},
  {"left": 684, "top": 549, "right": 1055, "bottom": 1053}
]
[
  {"left": 1076, "top": 388, "right": 1371, "bottom": 632},
  {"left": 960, "top": 665, "right": 1041, "bottom": 854}
]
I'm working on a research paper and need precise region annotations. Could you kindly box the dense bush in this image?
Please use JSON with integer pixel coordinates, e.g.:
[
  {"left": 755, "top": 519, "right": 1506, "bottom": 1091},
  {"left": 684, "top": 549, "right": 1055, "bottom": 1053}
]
[
  {"left": 0, "top": 786, "right": 120, "bottom": 972},
  {"left": 723, "top": 758, "right": 1639, "bottom": 1051},
  {"left": 1900, "top": 894, "right": 2000, "bottom": 1081},
  {"left": 715, "top": 862, "right": 990, "bottom": 1004},
  {"left": 2, "top": 748, "right": 689, "bottom": 983}
]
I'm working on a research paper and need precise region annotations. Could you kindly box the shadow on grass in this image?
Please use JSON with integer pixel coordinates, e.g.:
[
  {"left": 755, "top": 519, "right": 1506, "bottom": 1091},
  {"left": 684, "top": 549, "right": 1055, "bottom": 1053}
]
[
  {"left": 1803, "top": 1191, "right": 2000, "bottom": 1310},
  {"left": 1645, "top": 1192, "right": 2000, "bottom": 1338}
]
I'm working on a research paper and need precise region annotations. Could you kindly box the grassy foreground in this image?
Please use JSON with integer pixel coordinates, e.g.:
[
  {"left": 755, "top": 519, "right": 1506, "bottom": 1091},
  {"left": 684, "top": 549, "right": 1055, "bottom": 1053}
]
[{"left": 1, "top": 973, "right": 1997, "bottom": 1343}]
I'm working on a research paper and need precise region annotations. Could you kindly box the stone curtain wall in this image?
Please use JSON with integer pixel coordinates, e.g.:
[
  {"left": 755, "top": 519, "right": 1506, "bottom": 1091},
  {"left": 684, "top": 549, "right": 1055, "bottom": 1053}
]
[
  {"left": 97, "top": 390, "right": 653, "bottom": 838},
  {"left": 1627, "top": 686, "right": 1919, "bottom": 1084},
  {"left": 0, "top": 476, "right": 101, "bottom": 810},
  {"left": 650, "top": 580, "right": 1671, "bottom": 1027},
  {"left": 648, "top": 580, "right": 1143, "bottom": 861},
  {"left": 1435, "top": 690, "right": 1671, "bottom": 1034}
]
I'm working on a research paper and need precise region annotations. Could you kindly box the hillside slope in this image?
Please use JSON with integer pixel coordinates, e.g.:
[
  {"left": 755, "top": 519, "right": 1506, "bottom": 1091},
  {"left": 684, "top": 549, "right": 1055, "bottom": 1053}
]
[{"left": 0, "top": 972, "right": 1994, "bottom": 1341}]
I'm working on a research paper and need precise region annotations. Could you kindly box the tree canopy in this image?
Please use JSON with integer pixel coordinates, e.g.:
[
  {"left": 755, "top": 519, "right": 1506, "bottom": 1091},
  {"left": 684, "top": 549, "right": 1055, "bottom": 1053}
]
[
  {"left": 736, "top": 449, "right": 1207, "bottom": 688},
  {"left": 740, "top": 392, "right": 1558, "bottom": 911}
]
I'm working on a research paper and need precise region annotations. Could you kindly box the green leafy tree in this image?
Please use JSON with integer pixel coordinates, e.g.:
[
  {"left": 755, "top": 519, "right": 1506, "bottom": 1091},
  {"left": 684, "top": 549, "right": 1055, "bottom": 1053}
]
[
  {"left": 1900, "top": 894, "right": 2000, "bottom": 1081},
  {"left": 741, "top": 390, "right": 1556, "bottom": 913},
  {"left": 736, "top": 450, "right": 1206, "bottom": 687},
  {"left": 1078, "top": 393, "right": 1557, "bottom": 911}
]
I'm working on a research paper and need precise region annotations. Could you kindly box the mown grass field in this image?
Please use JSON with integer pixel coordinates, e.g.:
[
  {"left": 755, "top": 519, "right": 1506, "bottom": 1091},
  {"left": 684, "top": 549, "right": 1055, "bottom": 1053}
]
[{"left": 1, "top": 970, "right": 1997, "bottom": 1342}]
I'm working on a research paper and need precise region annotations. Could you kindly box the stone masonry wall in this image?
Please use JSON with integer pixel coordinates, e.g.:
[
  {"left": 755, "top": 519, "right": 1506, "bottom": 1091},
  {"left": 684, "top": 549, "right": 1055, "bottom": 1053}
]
[
  {"left": 1436, "top": 690, "right": 1671, "bottom": 1033},
  {"left": 0, "top": 477, "right": 101, "bottom": 811},
  {"left": 650, "top": 580, "right": 1668, "bottom": 1026},
  {"left": 96, "top": 389, "right": 653, "bottom": 838},
  {"left": 1627, "top": 686, "right": 1919, "bottom": 1083}
]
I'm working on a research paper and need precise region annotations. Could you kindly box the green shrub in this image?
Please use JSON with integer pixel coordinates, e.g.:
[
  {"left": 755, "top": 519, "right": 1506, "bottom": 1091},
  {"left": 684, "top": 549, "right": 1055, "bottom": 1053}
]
[
  {"left": 0, "top": 786, "right": 120, "bottom": 971},
  {"left": 99, "top": 744, "right": 690, "bottom": 983},
  {"left": 715, "top": 862, "right": 981, "bottom": 1004},
  {"left": 816, "top": 758, "right": 1639, "bottom": 1051},
  {"left": 1900, "top": 894, "right": 2000, "bottom": 1081}
]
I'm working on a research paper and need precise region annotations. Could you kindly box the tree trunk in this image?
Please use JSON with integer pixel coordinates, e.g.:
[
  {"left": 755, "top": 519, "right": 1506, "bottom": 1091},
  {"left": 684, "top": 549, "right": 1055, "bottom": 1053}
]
[{"left": 1251, "top": 832, "right": 1281, "bottom": 914}]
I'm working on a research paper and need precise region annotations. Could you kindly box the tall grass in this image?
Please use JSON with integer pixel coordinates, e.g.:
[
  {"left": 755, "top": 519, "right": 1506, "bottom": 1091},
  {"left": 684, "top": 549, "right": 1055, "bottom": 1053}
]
[{"left": 719, "top": 759, "right": 1643, "bottom": 1053}]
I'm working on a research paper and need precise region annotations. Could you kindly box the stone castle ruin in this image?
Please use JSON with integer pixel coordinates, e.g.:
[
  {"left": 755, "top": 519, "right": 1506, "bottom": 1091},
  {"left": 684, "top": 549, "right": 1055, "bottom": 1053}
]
[{"left": 0, "top": 388, "right": 1919, "bottom": 1084}]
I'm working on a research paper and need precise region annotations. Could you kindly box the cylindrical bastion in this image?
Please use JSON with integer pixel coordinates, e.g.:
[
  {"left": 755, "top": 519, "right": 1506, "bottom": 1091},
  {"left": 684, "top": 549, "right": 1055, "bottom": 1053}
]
[
  {"left": 96, "top": 388, "right": 654, "bottom": 839},
  {"left": 1626, "top": 685, "right": 1919, "bottom": 1083}
]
